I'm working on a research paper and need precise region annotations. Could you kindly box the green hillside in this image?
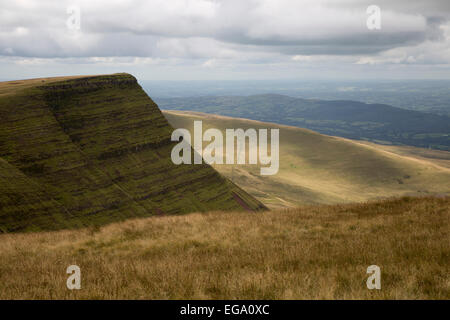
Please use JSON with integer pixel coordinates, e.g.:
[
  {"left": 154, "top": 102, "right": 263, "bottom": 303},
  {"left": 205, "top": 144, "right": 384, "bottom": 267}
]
[
  {"left": 164, "top": 111, "right": 450, "bottom": 208},
  {"left": 0, "top": 74, "right": 265, "bottom": 232}
]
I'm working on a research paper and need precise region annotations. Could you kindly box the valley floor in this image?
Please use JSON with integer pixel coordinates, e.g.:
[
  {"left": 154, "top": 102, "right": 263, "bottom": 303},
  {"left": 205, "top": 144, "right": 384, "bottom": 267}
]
[{"left": 0, "top": 196, "right": 448, "bottom": 299}]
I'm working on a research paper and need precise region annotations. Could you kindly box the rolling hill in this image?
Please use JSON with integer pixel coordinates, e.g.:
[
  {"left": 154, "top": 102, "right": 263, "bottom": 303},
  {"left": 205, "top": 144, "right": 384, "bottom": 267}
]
[
  {"left": 164, "top": 110, "right": 450, "bottom": 208},
  {"left": 0, "top": 74, "right": 265, "bottom": 232},
  {"left": 156, "top": 94, "right": 450, "bottom": 150}
]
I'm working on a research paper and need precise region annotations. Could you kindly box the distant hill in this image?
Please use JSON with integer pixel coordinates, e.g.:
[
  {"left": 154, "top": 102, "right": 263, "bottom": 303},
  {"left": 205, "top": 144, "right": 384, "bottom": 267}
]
[
  {"left": 156, "top": 94, "right": 450, "bottom": 150},
  {"left": 164, "top": 111, "right": 450, "bottom": 208},
  {"left": 0, "top": 74, "right": 265, "bottom": 232}
]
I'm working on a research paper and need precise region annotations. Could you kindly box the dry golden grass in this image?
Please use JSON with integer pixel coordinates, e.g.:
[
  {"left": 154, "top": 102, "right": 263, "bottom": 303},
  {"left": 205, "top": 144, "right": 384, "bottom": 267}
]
[
  {"left": 356, "top": 141, "right": 450, "bottom": 169},
  {"left": 0, "top": 75, "right": 98, "bottom": 97},
  {"left": 0, "top": 196, "right": 448, "bottom": 299}
]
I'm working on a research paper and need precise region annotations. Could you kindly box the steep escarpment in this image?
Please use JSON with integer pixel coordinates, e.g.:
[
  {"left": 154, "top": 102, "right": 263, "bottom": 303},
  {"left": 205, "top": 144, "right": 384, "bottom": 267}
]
[{"left": 0, "top": 74, "right": 265, "bottom": 232}]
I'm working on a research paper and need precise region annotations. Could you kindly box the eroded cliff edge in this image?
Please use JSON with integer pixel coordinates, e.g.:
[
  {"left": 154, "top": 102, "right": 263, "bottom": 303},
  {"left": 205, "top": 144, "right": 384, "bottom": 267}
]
[{"left": 0, "top": 73, "right": 265, "bottom": 232}]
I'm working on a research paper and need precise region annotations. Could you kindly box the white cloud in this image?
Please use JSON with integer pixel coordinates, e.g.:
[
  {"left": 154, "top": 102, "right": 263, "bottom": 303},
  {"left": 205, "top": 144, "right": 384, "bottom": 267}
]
[
  {"left": 356, "top": 23, "right": 450, "bottom": 65},
  {"left": 0, "top": 0, "right": 449, "bottom": 79}
]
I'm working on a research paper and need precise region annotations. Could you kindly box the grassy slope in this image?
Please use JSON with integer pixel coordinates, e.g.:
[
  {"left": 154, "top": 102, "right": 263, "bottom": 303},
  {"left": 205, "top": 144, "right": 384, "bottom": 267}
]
[
  {"left": 0, "top": 74, "right": 264, "bottom": 232},
  {"left": 356, "top": 141, "right": 450, "bottom": 169},
  {"left": 0, "top": 196, "right": 448, "bottom": 299},
  {"left": 164, "top": 111, "right": 450, "bottom": 208},
  {"left": 155, "top": 94, "right": 450, "bottom": 150}
]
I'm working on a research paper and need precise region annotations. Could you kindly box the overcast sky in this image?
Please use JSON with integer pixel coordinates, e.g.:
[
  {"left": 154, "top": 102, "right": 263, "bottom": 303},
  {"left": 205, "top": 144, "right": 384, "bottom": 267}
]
[{"left": 1, "top": 0, "right": 450, "bottom": 80}]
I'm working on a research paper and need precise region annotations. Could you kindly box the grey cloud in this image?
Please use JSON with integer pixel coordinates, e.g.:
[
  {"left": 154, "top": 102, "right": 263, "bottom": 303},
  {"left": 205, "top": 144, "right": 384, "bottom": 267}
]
[
  {"left": 426, "top": 16, "right": 448, "bottom": 41},
  {"left": 0, "top": 0, "right": 449, "bottom": 69}
]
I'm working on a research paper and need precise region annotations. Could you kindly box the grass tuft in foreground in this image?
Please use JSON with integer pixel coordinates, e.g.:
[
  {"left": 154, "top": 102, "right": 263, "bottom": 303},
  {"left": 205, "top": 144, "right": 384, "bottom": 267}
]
[{"left": 0, "top": 196, "right": 448, "bottom": 299}]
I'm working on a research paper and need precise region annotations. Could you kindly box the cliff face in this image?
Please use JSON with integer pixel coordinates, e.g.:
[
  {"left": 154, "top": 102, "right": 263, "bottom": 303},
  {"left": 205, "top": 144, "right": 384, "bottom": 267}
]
[{"left": 0, "top": 73, "right": 265, "bottom": 232}]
